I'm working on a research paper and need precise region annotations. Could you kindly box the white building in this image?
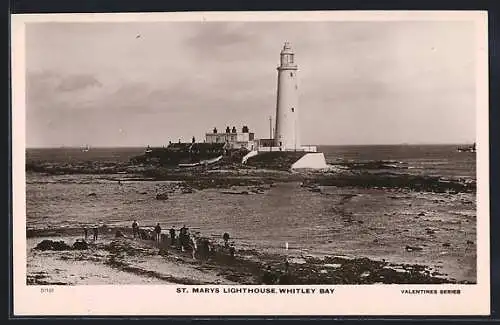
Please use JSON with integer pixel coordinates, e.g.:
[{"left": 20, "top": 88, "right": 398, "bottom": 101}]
[
  {"left": 205, "top": 126, "right": 257, "bottom": 150},
  {"left": 207, "top": 42, "right": 320, "bottom": 161}
]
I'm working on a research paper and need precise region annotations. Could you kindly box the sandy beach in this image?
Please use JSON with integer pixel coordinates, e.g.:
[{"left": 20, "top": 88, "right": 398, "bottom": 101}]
[
  {"left": 27, "top": 224, "right": 469, "bottom": 286},
  {"left": 25, "top": 145, "right": 477, "bottom": 285}
]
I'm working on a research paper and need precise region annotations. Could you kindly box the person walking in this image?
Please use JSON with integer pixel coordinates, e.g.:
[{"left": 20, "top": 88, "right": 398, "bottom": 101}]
[
  {"left": 190, "top": 233, "right": 198, "bottom": 260},
  {"left": 180, "top": 225, "right": 187, "bottom": 251},
  {"left": 223, "top": 232, "right": 230, "bottom": 248},
  {"left": 132, "top": 220, "right": 139, "bottom": 238},
  {"left": 154, "top": 223, "right": 162, "bottom": 243},
  {"left": 93, "top": 226, "right": 98, "bottom": 241},
  {"left": 169, "top": 226, "right": 176, "bottom": 246}
]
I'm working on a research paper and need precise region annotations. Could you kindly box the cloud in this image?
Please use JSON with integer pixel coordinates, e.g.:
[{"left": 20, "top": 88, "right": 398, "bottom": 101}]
[
  {"left": 185, "top": 22, "right": 253, "bottom": 49},
  {"left": 57, "top": 74, "right": 102, "bottom": 92},
  {"left": 25, "top": 21, "right": 478, "bottom": 147}
]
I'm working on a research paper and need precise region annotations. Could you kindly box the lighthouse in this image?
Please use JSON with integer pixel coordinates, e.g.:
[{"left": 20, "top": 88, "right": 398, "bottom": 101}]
[
  {"left": 241, "top": 41, "right": 326, "bottom": 169},
  {"left": 274, "top": 42, "right": 300, "bottom": 151}
]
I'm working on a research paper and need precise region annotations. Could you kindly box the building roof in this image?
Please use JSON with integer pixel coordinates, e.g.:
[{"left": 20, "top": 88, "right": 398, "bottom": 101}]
[
  {"left": 281, "top": 41, "right": 294, "bottom": 54},
  {"left": 191, "top": 143, "right": 225, "bottom": 151}
]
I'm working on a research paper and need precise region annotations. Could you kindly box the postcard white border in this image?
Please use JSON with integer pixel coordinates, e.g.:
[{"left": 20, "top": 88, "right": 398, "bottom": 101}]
[{"left": 11, "top": 10, "right": 490, "bottom": 316}]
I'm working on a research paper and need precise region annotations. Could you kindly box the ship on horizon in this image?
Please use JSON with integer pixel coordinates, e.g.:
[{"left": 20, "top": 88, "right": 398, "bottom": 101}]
[{"left": 457, "top": 142, "right": 476, "bottom": 153}]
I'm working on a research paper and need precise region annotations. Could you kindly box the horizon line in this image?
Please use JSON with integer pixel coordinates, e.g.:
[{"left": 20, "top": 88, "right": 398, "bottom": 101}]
[{"left": 25, "top": 142, "right": 477, "bottom": 149}]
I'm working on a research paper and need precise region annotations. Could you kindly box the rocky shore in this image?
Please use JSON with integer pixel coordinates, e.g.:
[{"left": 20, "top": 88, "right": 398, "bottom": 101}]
[
  {"left": 26, "top": 157, "right": 475, "bottom": 195},
  {"left": 27, "top": 226, "right": 464, "bottom": 285},
  {"left": 26, "top": 150, "right": 477, "bottom": 285}
]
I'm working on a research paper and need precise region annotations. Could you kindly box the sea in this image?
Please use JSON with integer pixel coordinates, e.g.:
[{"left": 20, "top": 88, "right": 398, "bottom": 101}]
[{"left": 25, "top": 145, "right": 477, "bottom": 282}]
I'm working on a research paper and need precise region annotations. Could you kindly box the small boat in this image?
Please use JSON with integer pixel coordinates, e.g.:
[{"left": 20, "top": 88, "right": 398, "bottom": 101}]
[
  {"left": 178, "top": 155, "right": 223, "bottom": 168},
  {"left": 457, "top": 142, "right": 476, "bottom": 153},
  {"left": 81, "top": 145, "right": 90, "bottom": 152},
  {"left": 201, "top": 155, "right": 223, "bottom": 165},
  {"left": 145, "top": 145, "right": 153, "bottom": 154},
  {"left": 178, "top": 162, "right": 200, "bottom": 168}
]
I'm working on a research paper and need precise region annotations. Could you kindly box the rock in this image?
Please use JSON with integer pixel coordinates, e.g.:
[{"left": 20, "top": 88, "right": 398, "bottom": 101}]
[
  {"left": 72, "top": 240, "right": 88, "bottom": 250},
  {"left": 418, "top": 212, "right": 425, "bottom": 216},
  {"left": 466, "top": 240, "right": 474, "bottom": 245},
  {"left": 115, "top": 230, "right": 125, "bottom": 238},
  {"left": 221, "top": 190, "right": 249, "bottom": 195},
  {"left": 277, "top": 273, "right": 291, "bottom": 284},
  {"left": 261, "top": 267, "right": 278, "bottom": 285},
  {"left": 88, "top": 192, "right": 97, "bottom": 197},
  {"left": 140, "top": 229, "right": 154, "bottom": 240},
  {"left": 426, "top": 229, "right": 436, "bottom": 235},
  {"left": 442, "top": 243, "right": 451, "bottom": 247},
  {"left": 405, "top": 245, "right": 423, "bottom": 252},
  {"left": 360, "top": 271, "right": 370, "bottom": 278},
  {"left": 324, "top": 263, "right": 341, "bottom": 268},
  {"left": 156, "top": 193, "right": 168, "bottom": 200},
  {"left": 35, "top": 240, "right": 72, "bottom": 251}
]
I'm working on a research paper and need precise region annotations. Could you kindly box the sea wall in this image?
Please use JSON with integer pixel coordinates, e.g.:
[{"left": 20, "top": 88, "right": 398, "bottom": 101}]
[
  {"left": 245, "top": 151, "right": 306, "bottom": 171},
  {"left": 241, "top": 150, "right": 258, "bottom": 164},
  {"left": 291, "top": 153, "right": 328, "bottom": 170}
]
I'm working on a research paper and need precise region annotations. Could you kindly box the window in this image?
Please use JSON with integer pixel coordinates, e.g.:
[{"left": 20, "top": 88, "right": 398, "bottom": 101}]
[
  {"left": 291, "top": 107, "right": 294, "bottom": 112},
  {"left": 290, "top": 72, "right": 293, "bottom": 77}
]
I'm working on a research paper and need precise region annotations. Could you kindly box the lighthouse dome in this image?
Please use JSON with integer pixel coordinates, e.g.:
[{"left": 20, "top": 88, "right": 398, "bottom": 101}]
[{"left": 281, "top": 41, "right": 294, "bottom": 54}]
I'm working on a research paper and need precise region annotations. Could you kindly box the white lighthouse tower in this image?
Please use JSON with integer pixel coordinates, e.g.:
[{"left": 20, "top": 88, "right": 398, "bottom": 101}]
[
  {"left": 274, "top": 42, "right": 300, "bottom": 151},
  {"left": 242, "top": 41, "right": 326, "bottom": 169}
]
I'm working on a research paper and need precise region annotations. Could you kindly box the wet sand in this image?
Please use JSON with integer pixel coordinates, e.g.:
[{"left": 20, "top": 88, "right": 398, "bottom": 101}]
[
  {"left": 27, "top": 224, "right": 473, "bottom": 285},
  {"left": 25, "top": 148, "right": 476, "bottom": 285},
  {"left": 26, "top": 172, "right": 476, "bottom": 284}
]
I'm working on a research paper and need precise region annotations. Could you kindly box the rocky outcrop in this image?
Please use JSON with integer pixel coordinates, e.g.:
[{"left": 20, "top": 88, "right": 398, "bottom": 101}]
[
  {"left": 304, "top": 172, "right": 476, "bottom": 194},
  {"left": 35, "top": 240, "right": 72, "bottom": 251},
  {"left": 72, "top": 240, "right": 89, "bottom": 250},
  {"left": 155, "top": 193, "right": 168, "bottom": 200},
  {"left": 34, "top": 239, "right": 90, "bottom": 251},
  {"left": 245, "top": 152, "right": 306, "bottom": 171}
]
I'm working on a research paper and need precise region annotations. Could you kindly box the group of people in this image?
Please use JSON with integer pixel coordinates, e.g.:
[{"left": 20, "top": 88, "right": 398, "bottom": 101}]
[
  {"left": 131, "top": 220, "right": 162, "bottom": 242},
  {"left": 82, "top": 220, "right": 232, "bottom": 262},
  {"left": 132, "top": 221, "right": 226, "bottom": 261},
  {"left": 131, "top": 221, "right": 190, "bottom": 246}
]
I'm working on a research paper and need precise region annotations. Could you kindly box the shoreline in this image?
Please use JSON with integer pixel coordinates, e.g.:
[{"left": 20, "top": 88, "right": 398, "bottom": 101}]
[
  {"left": 27, "top": 226, "right": 472, "bottom": 285},
  {"left": 25, "top": 152, "right": 477, "bottom": 285}
]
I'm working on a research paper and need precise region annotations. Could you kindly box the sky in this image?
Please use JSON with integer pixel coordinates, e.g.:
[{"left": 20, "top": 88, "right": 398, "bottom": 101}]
[{"left": 25, "top": 20, "right": 477, "bottom": 147}]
